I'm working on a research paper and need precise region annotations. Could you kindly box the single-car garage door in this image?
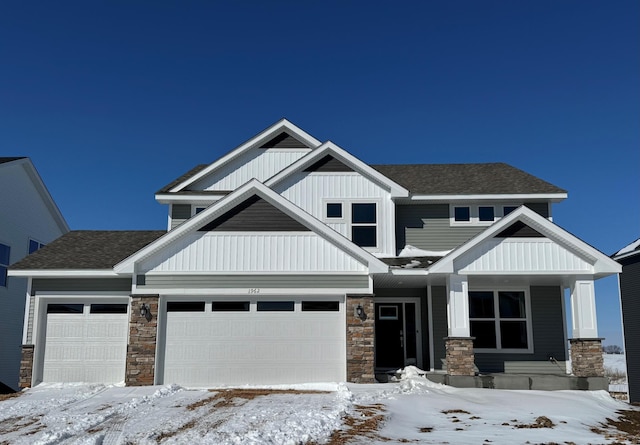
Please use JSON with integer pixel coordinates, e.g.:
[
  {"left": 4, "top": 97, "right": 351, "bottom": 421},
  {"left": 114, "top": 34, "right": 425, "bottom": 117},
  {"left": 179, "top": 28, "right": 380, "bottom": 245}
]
[
  {"left": 162, "top": 298, "right": 345, "bottom": 386},
  {"left": 42, "top": 302, "right": 128, "bottom": 383}
]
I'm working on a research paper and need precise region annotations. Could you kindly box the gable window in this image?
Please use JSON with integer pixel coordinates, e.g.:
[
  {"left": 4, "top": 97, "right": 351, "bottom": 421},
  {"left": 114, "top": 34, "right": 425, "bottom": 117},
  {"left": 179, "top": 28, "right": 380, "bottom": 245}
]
[
  {"left": 451, "top": 205, "right": 498, "bottom": 225},
  {"left": 0, "top": 243, "right": 9, "bottom": 287},
  {"left": 503, "top": 206, "right": 518, "bottom": 216},
  {"left": 351, "top": 203, "right": 377, "bottom": 247},
  {"left": 469, "top": 290, "right": 531, "bottom": 352},
  {"left": 326, "top": 203, "right": 343, "bottom": 219},
  {"left": 29, "top": 239, "right": 45, "bottom": 254}
]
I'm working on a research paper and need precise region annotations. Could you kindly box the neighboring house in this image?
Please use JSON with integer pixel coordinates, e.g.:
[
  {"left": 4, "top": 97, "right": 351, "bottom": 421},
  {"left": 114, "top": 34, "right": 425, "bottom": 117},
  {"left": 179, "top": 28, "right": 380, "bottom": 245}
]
[
  {"left": 613, "top": 239, "right": 640, "bottom": 403},
  {"left": 0, "top": 157, "right": 68, "bottom": 391},
  {"left": 10, "top": 120, "right": 621, "bottom": 390}
]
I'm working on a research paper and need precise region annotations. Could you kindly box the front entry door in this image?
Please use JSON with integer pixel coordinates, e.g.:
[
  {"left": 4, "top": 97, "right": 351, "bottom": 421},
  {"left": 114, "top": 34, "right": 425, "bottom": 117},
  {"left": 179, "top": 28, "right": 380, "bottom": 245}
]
[{"left": 374, "top": 301, "right": 419, "bottom": 369}]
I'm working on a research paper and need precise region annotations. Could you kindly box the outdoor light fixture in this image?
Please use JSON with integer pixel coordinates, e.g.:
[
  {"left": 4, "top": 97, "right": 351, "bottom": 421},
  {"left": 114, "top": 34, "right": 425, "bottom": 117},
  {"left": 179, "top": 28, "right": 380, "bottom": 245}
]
[
  {"left": 355, "top": 304, "right": 364, "bottom": 319},
  {"left": 139, "top": 303, "right": 151, "bottom": 321}
]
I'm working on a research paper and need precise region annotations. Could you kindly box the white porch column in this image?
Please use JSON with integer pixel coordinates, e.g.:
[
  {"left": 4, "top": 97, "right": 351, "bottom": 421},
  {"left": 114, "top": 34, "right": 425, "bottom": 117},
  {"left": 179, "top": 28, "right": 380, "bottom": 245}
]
[
  {"left": 570, "top": 279, "right": 598, "bottom": 338},
  {"left": 447, "top": 274, "right": 470, "bottom": 337}
]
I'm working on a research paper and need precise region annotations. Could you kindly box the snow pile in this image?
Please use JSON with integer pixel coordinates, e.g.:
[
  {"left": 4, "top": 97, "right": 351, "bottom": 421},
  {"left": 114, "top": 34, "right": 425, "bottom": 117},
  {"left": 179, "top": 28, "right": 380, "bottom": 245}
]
[{"left": 398, "top": 245, "right": 452, "bottom": 257}]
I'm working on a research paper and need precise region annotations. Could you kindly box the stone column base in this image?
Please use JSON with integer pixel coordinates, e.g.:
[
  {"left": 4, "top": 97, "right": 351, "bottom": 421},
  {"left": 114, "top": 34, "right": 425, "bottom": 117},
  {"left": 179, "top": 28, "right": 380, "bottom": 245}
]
[
  {"left": 445, "top": 337, "right": 475, "bottom": 376},
  {"left": 125, "top": 295, "right": 159, "bottom": 386},
  {"left": 570, "top": 338, "right": 604, "bottom": 377},
  {"left": 19, "top": 345, "right": 35, "bottom": 388},
  {"left": 346, "top": 295, "right": 375, "bottom": 383}
]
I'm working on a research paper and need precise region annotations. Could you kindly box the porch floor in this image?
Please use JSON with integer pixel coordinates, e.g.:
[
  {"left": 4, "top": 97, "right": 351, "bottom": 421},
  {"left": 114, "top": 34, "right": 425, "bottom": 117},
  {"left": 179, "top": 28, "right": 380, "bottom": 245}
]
[{"left": 375, "top": 371, "right": 608, "bottom": 391}]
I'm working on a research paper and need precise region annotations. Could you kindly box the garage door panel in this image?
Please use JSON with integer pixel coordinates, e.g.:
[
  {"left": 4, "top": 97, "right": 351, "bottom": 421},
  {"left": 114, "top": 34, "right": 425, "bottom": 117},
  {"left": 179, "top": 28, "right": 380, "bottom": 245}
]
[
  {"left": 42, "top": 304, "right": 128, "bottom": 383},
  {"left": 163, "top": 299, "right": 345, "bottom": 386}
]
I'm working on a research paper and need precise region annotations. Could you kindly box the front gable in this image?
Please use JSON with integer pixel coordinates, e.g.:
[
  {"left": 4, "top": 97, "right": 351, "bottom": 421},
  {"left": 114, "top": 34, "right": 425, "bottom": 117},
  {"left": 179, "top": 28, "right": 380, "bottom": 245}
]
[
  {"left": 429, "top": 206, "right": 621, "bottom": 277},
  {"left": 167, "top": 119, "right": 321, "bottom": 194},
  {"left": 117, "top": 180, "right": 388, "bottom": 278}
]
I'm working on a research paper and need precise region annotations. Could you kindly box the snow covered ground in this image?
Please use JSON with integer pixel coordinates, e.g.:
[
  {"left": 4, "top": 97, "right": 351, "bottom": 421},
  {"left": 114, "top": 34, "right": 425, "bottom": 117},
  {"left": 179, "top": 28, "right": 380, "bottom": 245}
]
[
  {"left": 1, "top": 369, "right": 638, "bottom": 445},
  {"left": 604, "top": 353, "right": 628, "bottom": 394}
]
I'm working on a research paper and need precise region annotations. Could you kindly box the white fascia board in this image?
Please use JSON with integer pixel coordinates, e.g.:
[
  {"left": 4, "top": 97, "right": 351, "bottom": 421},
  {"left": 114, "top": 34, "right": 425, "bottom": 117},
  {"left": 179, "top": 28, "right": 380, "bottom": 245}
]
[
  {"left": 132, "top": 287, "right": 372, "bottom": 296},
  {"left": 155, "top": 194, "right": 227, "bottom": 204},
  {"left": 265, "top": 141, "right": 409, "bottom": 198},
  {"left": 116, "top": 179, "right": 389, "bottom": 275},
  {"left": 169, "top": 119, "right": 322, "bottom": 193},
  {"left": 409, "top": 193, "right": 568, "bottom": 202},
  {"left": 428, "top": 205, "right": 621, "bottom": 276},
  {"left": 8, "top": 269, "right": 122, "bottom": 278},
  {"left": 613, "top": 249, "right": 640, "bottom": 262}
]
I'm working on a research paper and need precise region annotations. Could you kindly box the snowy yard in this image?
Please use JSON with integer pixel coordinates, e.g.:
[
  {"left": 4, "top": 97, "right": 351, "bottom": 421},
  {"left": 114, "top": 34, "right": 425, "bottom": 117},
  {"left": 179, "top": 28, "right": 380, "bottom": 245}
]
[{"left": 1, "top": 368, "right": 639, "bottom": 445}]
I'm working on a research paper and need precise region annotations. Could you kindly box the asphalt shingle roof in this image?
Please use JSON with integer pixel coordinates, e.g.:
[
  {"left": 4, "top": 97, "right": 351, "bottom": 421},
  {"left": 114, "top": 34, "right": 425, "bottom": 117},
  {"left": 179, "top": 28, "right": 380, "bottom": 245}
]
[
  {"left": 11, "top": 231, "right": 165, "bottom": 270},
  {"left": 156, "top": 164, "right": 208, "bottom": 194},
  {"left": 371, "top": 163, "right": 566, "bottom": 195}
]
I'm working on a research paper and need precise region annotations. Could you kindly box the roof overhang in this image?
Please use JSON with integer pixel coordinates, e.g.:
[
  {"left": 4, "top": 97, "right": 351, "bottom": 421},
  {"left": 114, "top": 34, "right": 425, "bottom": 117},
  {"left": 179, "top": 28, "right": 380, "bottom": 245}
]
[
  {"left": 8, "top": 269, "right": 121, "bottom": 278},
  {"left": 265, "top": 141, "right": 410, "bottom": 198},
  {"left": 406, "top": 193, "right": 568, "bottom": 203}
]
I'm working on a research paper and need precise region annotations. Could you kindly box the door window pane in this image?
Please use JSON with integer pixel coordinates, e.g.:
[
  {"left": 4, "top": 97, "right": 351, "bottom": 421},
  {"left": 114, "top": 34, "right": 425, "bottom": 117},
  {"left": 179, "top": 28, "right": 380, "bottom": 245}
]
[
  {"left": 90, "top": 304, "right": 128, "bottom": 314},
  {"left": 257, "top": 301, "right": 294, "bottom": 311},
  {"left": 212, "top": 301, "right": 250, "bottom": 311},
  {"left": 167, "top": 302, "right": 205, "bottom": 312},
  {"left": 302, "top": 301, "right": 339, "bottom": 311},
  {"left": 47, "top": 303, "right": 84, "bottom": 314}
]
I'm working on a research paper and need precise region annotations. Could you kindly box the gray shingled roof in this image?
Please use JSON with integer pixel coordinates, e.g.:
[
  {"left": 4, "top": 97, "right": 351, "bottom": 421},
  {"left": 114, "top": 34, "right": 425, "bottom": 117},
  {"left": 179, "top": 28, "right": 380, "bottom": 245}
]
[
  {"left": 0, "top": 157, "right": 26, "bottom": 165},
  {"left": 371, "top": 163, "right": 566, "bottom": 195},
  {"left": 11, "top": 231, "right": 165, "bottom": 270},
  {"left": 156, "top": 164, "right": 208, "bottom": 194}
]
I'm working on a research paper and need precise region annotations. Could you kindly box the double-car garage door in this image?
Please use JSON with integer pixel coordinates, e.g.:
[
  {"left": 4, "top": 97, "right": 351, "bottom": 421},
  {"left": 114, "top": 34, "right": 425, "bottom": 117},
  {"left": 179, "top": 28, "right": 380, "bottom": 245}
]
[
  {"left": 161, "top": 298, "right": 346, "bottom": 386},
  {"left": 41, "top": 297, "right": 345, "bottom": 386}
]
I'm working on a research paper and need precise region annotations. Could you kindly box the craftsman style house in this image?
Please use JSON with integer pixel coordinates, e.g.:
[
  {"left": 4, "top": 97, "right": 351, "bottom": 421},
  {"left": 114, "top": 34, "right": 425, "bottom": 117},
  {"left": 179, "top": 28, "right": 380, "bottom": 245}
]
[
  {"left": 11, "top": 120, "right": 621, "bottom": 389},
  {"left": 0, "top": 157, "right": 68, "bottom": 391}
]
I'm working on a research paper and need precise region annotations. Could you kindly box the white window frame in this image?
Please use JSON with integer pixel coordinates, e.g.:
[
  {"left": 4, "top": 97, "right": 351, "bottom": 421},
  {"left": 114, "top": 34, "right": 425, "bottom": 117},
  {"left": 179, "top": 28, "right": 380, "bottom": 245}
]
[
  {"left": 29, "top": 238, "right": 46, "bottom": 255},
  {"left": 191, "top": 205, "right": 207, "bottom": 217},
  {"left": 468, "top": 287, "right": 533, "bottom": 354}
]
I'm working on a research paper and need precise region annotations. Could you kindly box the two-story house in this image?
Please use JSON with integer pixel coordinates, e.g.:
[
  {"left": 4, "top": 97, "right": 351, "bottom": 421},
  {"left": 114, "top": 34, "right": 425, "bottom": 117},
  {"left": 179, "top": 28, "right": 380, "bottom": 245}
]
[
  {"left": 0, "top": 157, "right": 68, "bottom": 391},
  {"left": 10, "top": 120, "right": 620, "bottom": 390}
]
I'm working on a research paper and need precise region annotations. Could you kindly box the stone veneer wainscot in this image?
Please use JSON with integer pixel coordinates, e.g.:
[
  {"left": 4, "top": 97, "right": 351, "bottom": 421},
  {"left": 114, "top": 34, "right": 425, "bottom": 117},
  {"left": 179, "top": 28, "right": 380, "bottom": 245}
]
[
  {"left": 125, "top": 295, "right": 159, "bottom": 386},
  {"left": 346, "top": 295, "right": 375, "bottom": 383}
]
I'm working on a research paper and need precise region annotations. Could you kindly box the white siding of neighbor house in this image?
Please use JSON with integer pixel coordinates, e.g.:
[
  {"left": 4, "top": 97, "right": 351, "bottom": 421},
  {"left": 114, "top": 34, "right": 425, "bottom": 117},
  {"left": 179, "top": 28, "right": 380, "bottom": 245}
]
[
  {"left": 455, "top": 238, "right": 592, "bottom": 274},
  {"left": 275, "top": 172, "right": 395, "bottom": 255},
  {"left": 0, "top": 160, "right": 67, "bottom": 390},
  {"left": 138, "top": 231, "right": 368, "bottom": 274},
  {"left": 190, "top": 149, "right": 310, "bottom": 191}
]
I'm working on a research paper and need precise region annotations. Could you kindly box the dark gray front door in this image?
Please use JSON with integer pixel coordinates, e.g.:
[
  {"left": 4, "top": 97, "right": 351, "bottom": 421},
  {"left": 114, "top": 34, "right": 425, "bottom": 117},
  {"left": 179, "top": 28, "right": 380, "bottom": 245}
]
[{"left": 375, "top": 302, "right": 418, "bottom": 369}]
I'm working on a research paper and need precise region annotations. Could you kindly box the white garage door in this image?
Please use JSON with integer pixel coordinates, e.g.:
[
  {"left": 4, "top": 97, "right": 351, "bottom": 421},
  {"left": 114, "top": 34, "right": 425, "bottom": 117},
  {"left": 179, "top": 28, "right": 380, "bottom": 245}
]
[
  {"left": 162, "top": 298, "right": 345, "bottom": 386},
  {"left": 42, "top": 303, "right": 128, "bottom": 383}
]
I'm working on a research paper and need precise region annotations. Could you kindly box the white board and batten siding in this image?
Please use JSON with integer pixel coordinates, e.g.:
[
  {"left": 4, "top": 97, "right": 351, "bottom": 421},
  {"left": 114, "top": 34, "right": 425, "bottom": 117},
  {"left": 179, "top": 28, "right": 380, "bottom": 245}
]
[
  {"left": 138, "top": 231, "right": 368, "bottom": 274},
  {"left": 190, "top": 149, "right": 310, "bottom": 191},
  {"left": 455, "top": 238, "right": 593, "bottom": 274},
  {"left": 276, "top": 171, "right": 396, "bottom": 255},
  {"left": 161, "top": 298, "right": 346, "bottom": 386}
]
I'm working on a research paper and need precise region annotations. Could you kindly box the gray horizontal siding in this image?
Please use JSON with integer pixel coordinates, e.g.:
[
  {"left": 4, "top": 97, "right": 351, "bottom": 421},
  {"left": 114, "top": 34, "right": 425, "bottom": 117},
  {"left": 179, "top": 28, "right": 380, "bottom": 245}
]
[
  {"left": 431, "top": 286, "right": 448, "bottom": 371},
  {"left": 171, "top": 204, "right": 191, "bottom": 229},
  {"left": 474, "top": 285, "right": 567, "bottom": 374},
  {"left": 620, "top": 258, "right": 640, "bottom": 402},
  {"left": 140, "top": 274, "right": 369, "bottom": 289},
  {"left": 396, "top": 202, "right": 550, "bottom": 252},
  {"left": 396, "top": 204, "right": 482, "bottom": 251},
  {"left": 32, "top": 278, "right": 132, "bottom": 293}
]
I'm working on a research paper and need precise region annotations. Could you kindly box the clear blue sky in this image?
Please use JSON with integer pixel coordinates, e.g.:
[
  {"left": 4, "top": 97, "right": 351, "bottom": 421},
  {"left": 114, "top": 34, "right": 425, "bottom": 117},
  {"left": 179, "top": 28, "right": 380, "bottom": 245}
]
[{"left": 1, "top": 1, "right": 638, "bottom": 346}]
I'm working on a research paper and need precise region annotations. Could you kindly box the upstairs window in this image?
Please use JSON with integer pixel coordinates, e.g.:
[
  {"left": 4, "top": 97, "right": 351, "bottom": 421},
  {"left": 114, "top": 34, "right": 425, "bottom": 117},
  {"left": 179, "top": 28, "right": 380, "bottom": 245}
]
[
  {"left": 451, "top": 205, "right": 497, "bottom": 225},
  {"left": 503, "top": 206, "right": 518, "bottom": 216},
  {"left": 351, "top": 203, "right": 377, "bottom": 247},
  {"left": 326, "top": 203, "right": 343, "bottom": 219},
  {"left": 454, "top": 206, "right": 470, "bottom": 222},
  {"left": 478, "top": 206, "right": 495, "bottom": 222},
  {"left": 29, "top": 239, "right": 45, "bottom": 254},
  {"left": 0, "top": 243, "right": 9, "bottom": 287}
]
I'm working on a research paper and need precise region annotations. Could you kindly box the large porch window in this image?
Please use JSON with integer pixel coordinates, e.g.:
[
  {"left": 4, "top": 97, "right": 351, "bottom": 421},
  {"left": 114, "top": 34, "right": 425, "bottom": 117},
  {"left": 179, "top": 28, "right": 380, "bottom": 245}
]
[{"left": 469, "top": 290, "right": 532, "bottom": 352}]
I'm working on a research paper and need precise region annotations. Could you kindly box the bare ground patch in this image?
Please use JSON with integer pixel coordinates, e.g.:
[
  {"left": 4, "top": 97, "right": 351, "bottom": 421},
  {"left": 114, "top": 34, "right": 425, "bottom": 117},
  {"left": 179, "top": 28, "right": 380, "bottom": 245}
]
[
  {"left": 591, "top": 407, "right": 640, "bottom": 443},
  {"left": 316, "top": 403, "right": 397, "bottom": 445},
  {"left": 157, "top": 388, "right": 332, "bottom": 442},
  {"left": 0, "top": 393, "right": 21, "bottom": 402},
  {"left": 514, "top": 416, "right": 555, "bottom": 429}
]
